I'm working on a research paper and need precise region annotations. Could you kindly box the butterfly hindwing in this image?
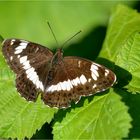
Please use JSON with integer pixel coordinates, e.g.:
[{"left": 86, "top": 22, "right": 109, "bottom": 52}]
[{"left": 16, "top": 72, "right": 39, "bottom": 101}]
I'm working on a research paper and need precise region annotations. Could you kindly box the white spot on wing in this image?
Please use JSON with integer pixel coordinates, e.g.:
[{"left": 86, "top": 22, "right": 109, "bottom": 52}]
[
  {"left": 80, "top": 74, "right": 87, "bottom": 84},
  {"left": 90, "top": 64, "right": 99, "bottom": 77},
  {"left": 15, "top": 49, "right": 23, "bottom": 54},
  {"left": 60, "top": 82, "right": 66, "bottom": 91},
  {"left": 91, "top": 73, "right": 97, "bottom": 81},
  {"left": 10, "top": 39, "right": 15, "bottom": 45},
  {"left": 35, "top": 79, "right": 43, "bottom": 88},
  {"left": 105, "top": 69, "right": 109, "bottom": 76},
  {"left": 10, "top": 56, "right": 13, "bottom": 61},
  {"left": 26, "top": 67, "right": 34, "bottom": 74},
  {"left": 15, "top": 44, "right": 27, "bottom": 50},
  {"left": 47, "top": 85, "right": 52, "bottom": 92},
  {"left": 91, "top": 64, "right": 98, "bottom": 70},
  {"left": 90, "top": 64, "right": 99, "bottom": 81},
  {"left": 66, "top": 81, "right": 71, "bottom": 91},
  {"left": 76, "top": 77, "right": 81, "bottom": 85},
  {"left": 92, "top": 68, "right": 99, "bottom": 77},
  {"left": 36, "top": 80, "right": 40, "bottom": 89},
  {"left": 50, "top": 85, "right": 55, "bottom": 92},
  {"left": 93, "top": 84, "right": 97, "bottom": 89},
  {"left": 39, "top": 83, "right": 44, "bottom": 91},
  {"left": 68, "top": 79, "right": 73, "bottom": 88},
  {"left": 35, "top": 47, "right": 39, "bottom": 53},
  {"left": 29, "top": 71, "right": 38, "bottom": 79},
  {"left": 27, "top": 71, "right": 34, "bottom": 79},
  {"left": 88, "top": 78, "right": 91, "bottom": 82},
  {"left": 72, "top": 77, "right": 81, "bottom": 86},
  {"left": 15, "top": 41, "right": 28, "bottom": 54},
  {"left": 57, "top": 83, "right": 61, "bottom": 91},
  {"left": 23, "top": 61, "right": 30, "bottom": 69},
  {"left": 20, "top": 42, "right": 28, "bottom": 47},
  {"left": 20, "top": 56, "right": 27, "bottom": 63},
  {"left": 78, "top": 61, "right": 81, "bottom": 67},
  {"left": 72, "top": 78, "right": 78, "bottom": 86}
]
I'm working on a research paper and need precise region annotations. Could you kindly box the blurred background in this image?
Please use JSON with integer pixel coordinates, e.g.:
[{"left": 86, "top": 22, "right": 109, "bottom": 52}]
[{"left": 0, "top": 1, "right": 139, "bottom": 139}]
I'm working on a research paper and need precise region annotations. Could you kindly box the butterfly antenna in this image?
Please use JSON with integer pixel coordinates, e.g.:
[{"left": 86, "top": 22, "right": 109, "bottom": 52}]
[
  {"left": 47, "top": 21, "right": 59, "bottom": 47},
  {"left": 61, "top": 30, "right": 82, "bottom": 48}
]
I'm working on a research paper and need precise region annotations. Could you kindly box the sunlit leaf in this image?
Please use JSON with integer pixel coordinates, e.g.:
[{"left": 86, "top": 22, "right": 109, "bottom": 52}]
[
  {"left": 53, "top": 90, "right": 132, "bottom": 139},
  {"left": 99, "top": 5, "right": 140, "bottom": 93}
]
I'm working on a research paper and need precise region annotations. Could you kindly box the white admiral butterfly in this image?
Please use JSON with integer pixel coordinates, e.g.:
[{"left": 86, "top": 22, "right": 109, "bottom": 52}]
[{"left": 2, "top": 39, "right": 116, "bottom": 108}]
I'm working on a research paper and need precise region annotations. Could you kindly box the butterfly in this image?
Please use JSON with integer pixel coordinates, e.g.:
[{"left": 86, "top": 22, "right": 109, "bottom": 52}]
[{"left": 2, "top": 39, "right": 116, "bottom": 108}]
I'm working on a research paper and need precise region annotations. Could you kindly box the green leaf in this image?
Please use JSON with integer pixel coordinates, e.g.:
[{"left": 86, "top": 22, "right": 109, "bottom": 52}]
[
  {"left": 99, "top": 4, "right": 140, "bottom": 60},
  {"left": 99, "top": 5, "right": 140, "bottom": 93},
  {"left": 53, "top": 90, "right": 132, "bottom": 139},
  {"left": 115, "top": 89, "right": 140, "bottom": 138},
  {"left": 0, "top": 81, "right": 57, "bottom": 139},
  {"left": 0, "top": 46, "right": 57, "bottom": 139},
  {"left": 116, "top": 32, "right": 140, "bottom": 93}
]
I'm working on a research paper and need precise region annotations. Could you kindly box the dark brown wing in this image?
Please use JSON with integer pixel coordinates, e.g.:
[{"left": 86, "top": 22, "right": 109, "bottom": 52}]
[
  {"left": 16, "top": 72, "right": 39, "bottom": 101},
  {"left": 2, "top": 39, "right": 53, "bottom": 73},
  {"left": 41, "top": 56, "right": 116, "bottom": 108},
  {"left": 2, "top": 39, "right": 53, "bottom": 101}
]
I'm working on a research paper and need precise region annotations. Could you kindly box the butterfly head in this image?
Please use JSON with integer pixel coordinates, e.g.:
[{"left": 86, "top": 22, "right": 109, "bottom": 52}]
[{"left": 57, "top": 47, "right": 63, "bottom": 54}]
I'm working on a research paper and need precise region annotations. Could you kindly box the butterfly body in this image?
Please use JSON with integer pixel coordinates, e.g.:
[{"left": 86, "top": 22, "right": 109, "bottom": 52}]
[{"left": 2, "top": 39, "right": 116, "bottom": 108}]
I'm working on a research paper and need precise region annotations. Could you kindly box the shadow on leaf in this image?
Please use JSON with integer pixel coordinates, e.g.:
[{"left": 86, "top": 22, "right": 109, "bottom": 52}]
[
  {"left": 63, "top": 25, "right": 106, "bottom": 60},
  {"left": 115, "top": 88, "right": 140, "bottom": 138}
]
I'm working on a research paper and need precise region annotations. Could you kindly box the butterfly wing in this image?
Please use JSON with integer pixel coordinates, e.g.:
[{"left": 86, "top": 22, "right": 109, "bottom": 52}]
[
  {"left": 42, "top": 56, "right": 116, "bottom": 108},
  {"left": 16, "top": 72, "right": 39, "bottom": 101},
  {"left": 2, "top": 39, "right": 53, "bottom": 101},
  {"left": 2, "top": 39, "right": 53, "bottom": 73}
]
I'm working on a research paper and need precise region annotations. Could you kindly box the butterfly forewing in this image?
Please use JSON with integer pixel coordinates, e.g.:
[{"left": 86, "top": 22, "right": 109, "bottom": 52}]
[{"left": 2, "top": 39, "right": 53, "bottom": 72}]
